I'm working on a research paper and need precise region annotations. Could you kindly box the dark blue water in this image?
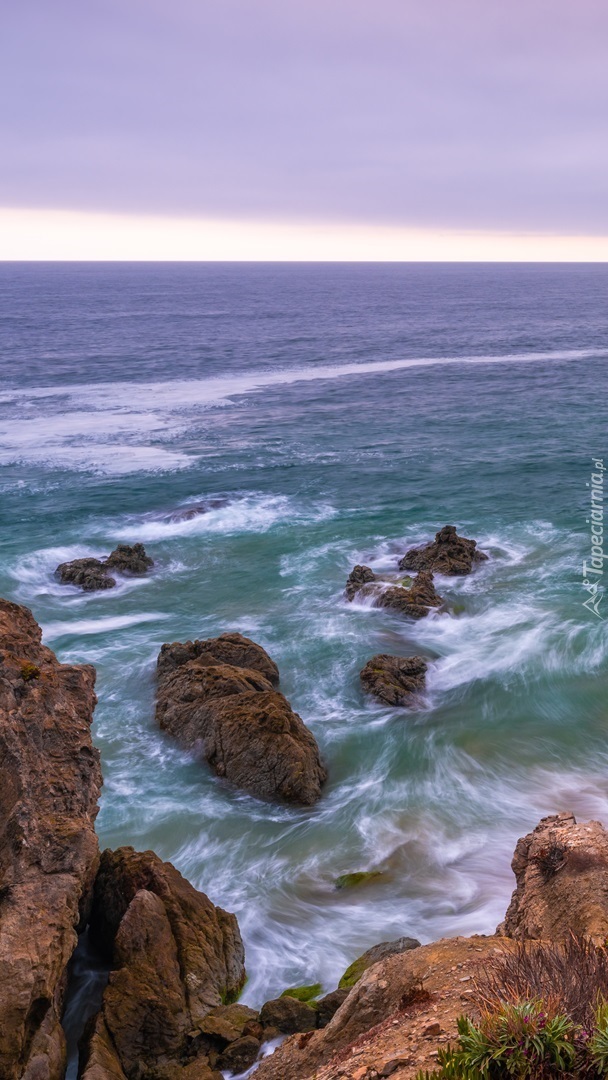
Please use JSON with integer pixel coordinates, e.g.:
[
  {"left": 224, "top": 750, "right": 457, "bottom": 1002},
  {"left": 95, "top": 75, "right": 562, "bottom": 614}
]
[{"left": 1, "top": 262, "right": 607, "bottom": 1019}]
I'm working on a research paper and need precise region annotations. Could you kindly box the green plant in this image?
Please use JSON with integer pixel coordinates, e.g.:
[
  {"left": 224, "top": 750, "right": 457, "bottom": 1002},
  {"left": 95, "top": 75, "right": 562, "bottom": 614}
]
[
  {"left": 589, "top": 999, "right": 608, "bottom": 1073},
  {"left": 20, "top": 662, "right": 40, "bottom": 682}
]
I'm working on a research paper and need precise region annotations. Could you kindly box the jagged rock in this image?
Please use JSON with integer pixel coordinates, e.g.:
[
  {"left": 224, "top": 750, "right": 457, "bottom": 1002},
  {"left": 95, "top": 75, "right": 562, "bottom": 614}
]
[
  {"left": 259, "top": 995, "right": 318, "bottom": 1034},
  {"left": 346, "top": 564, "right": 443, "bottom": 619},
  {"left": 360, "top": 654, "right": 427, "bottom": 706},
  {"left": 399, "top": 525, "right": 488, "bottom": 575},
  {"left": 216, "top": 1035, "right": 261, "bottom": 1072},
  {"left": 105, "top": 543, "right": 154, "bottom": 575},
  {"left": 81, "top": 847, "right": 245, "bottom": 1080},
  {"left": 157, "top": 631, "right": 280, "bottom": 687},
  {"left": 56, "top": 543, "right": 154, "bottom": 591},
  {"left": 156, "top": 638, "right": 326, "bottom": 805},
  {"left": 499, "top": 812, "right": 608, "bottom": 942},
  {"left": 345, "top": 564, "right": 378, "bottom": 601},
  {"left": 55, "top": 556, "right": 116, "bottom": 590},
  {"left": 0, "top": 598, "right": 101, "bottom": 1080},
  {"left": 198, "top": 1003, "right": 259, "bottom": 1044},
  {"left": 338, "top": 936, "right": 421, "bottom": 989}
]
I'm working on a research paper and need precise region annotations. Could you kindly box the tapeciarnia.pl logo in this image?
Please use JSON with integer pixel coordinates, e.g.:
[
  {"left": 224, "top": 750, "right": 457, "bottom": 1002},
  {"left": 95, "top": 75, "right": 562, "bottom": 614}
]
[{"left": 582, "top": 458, "right": 605, "bottom": 619}]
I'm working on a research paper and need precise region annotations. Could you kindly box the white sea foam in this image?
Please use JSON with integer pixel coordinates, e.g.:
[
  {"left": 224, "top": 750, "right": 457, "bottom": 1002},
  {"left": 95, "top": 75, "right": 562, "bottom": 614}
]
[
  {"left": 42, "top": 612, "right": 169, "bottom": 641},
  {"left": 111, "top": 494, "right": 336, "bottom": 541},
  {"left": 1, "top": 347, "right": 604, "bottom": 473}
]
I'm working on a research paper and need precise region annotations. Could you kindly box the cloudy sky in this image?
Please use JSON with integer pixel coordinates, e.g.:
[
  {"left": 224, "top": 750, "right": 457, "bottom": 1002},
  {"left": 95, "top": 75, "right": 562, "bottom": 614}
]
[{"left": 2, "top": 0, "right": 607, "bottom": 257}]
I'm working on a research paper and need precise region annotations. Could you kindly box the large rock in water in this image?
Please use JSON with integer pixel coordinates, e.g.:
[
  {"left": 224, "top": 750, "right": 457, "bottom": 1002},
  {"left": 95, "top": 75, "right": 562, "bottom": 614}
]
[
  {"left": 156, "top": 634, "right": 326, "bottom": 805},
  {"left": 346, "top": 565, "right": 443, "bottom": 619},
  {"left": 360, "top": 654, "right": 427, "bottom": 705},
  {"left": 499, "top": 812, "right": 608, "bottom": 942},
  {"left": 399, "top": 525, "right": 488, "bottom": 575},
  {"left": 81, "top": 847, "right": 246, "bottom": 1080},
  {"left": 0, "top": 598, "right": 101, "bottom": 1080},
  {"left": 56, "top": 543, "right": 153, "bottom": 591}
]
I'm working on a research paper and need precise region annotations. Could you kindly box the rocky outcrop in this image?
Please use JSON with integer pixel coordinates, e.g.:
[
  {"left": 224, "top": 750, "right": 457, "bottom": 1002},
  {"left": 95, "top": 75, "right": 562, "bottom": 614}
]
[
  {"left": 157, "top": 631, "right": 280, "bottom": 686},
  {"left": 338, "top": 936, "right": 421, "bottom": 989},
  {"left": 346, "top": 567, "right": 443, "bottom": 619},
  {"left": 360, "top": 655, "right": 427, "bottom": 706},
  {"left": 0, "top": 598, "right": 101, "bottom": 1080},
  {"left": 254, "top": 936, "right": 500, "bottom": 1080},
  {"left": 156, "top": 634, "right": 326, "bottom": 805},
  {"left": 55, "top": 544, "right": 153, "bottom": 591},
  {"left": 500, "top": 812, "right": 608, "bottom": 943},
  {"left": 80, "top": 846, "right": 246, "bottom": 1080},
  {"left": 399, "top": 525, "right": 487, "bottom": 575}
]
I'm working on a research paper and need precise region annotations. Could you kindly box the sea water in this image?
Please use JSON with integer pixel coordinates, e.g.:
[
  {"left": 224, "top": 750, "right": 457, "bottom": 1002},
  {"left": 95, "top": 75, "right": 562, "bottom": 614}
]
[{"left": 1, "top": 261, "right": 607, "bottom": 1042}]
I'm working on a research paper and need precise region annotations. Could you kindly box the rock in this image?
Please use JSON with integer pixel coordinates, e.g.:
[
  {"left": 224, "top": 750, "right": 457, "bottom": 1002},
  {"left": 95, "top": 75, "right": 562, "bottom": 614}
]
[
  {"left": 55, "top": 543, "right": 154, "bottom": 591},
  {"left": 334, "top": 871, "right": 386, "bottom": 890},
  {"left": 216, "top": 1035, "right": 261, "bottom": 1073},
  {"left": 157, "top": 631, "right": 280, "bottom": 687},
  {"left": 198, "top": 1003, "right": 259, "bottom": 1043},
  {"left": 345, "top": 565, "right": 378, "bottom": 601},
  {"left": 156, "top": 638, "right": 326, "bottom": 805},
  {"left": 315, "top": 988, "right": 350, "bottom": 1028},
  {"left": 81, "top": 846, "right": 246, "bottom": 1080},
  {"left": 360, "top": 654, "right": 427, "bottom": 706},
  {"left": 338, "top": 937, "right": 421, "bottom": 989},
  {"left": 346, "top": 565, "right": 443, "bottom": 619},
  {"left": 500, "top": 812, "right": 608, "bottom": 942},
  {"left": 259, "top": 995, "right": 318, "bottom": 1034},
  {"left": 281, "top": 983, "right": 322, "bottom": 1002},
  {"left": 55, "top": 556, "right": 116, "bottom": 590},
  {"left": 105, "top": 543, "right": 154, "bottom": 575},
  {"left": 399, "top": 525, "right": 488, "bottom": 575},
  {"left": 0, "top": 598, "right": 101, "bottom": 1080}
]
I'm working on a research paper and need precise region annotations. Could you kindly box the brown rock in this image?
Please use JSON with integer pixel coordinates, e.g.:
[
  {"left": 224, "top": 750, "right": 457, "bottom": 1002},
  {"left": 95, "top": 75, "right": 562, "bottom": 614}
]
[
  {"left": 216, "top": 1035, "right": 261, "bottom": 1072},
  {"left": 198, "top": 1003, "right": 259, "bottom": 1043},
  {"left": 81, "top": 847, "right": 246, "bottom": 1080},
  {"left": 157, "top": 631, "right": 280, "bottom": 686},
  {"left": 345, "top": 565, "right": 378, "bottom": 601},
  {"left": 360, "top": 655, "right": 428, "bottom": 706},
  {"left": 500, "top": 812, "right": 608, "bottom": 942},
  {"left": 156, "top": 640, "right": 326, "bottom": 805},
  {"left": 105, "top": 543, "right": 154, "bottom": 575},
  {"left": 316, "top": 988, "right": 350, "bottom": 1028},
  {"left": 55, "top": 556, "right": 116, "bottom": 590},
  {"left": 0, "top": 598, "right": 101, "bottom": 1080},
  {"left": 259, "top": 995, "right": 318, "bottom": 1033},
  {"left": 399, "top": 525, "right": 488, "bottom": 576}
]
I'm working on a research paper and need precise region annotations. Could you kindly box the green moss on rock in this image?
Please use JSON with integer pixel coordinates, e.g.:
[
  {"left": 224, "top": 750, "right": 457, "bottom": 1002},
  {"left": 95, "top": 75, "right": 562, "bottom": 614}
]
[
  {"left": 334, "top": 870, "right": 385, "bottom": 891},
  {"left": 280, "top": 983, "right": 322, "bottom": 1002}
]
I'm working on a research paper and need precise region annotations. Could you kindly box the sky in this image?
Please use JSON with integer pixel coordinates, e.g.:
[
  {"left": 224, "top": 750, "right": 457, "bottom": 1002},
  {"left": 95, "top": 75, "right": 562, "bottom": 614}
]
[{"left": 2, "top": 0, "right": 607, "bottom": 259}]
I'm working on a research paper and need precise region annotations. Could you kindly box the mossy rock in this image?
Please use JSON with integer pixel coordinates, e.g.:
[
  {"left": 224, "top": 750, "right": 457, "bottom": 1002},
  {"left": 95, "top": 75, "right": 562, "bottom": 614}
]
[
  {"left": 280, "top": 983, "right": 322, "bottom": 1002},
  {"left": 334, "top": 870, "right": 385, "bottom": 891},
  {"left": 338, "top": 936, "right": 421, "bottom": 989},
  {"left": 451, "top": 603, "right": 466, "bottom": 616},
  {"left": 20, "top": 662, "right": 40, "bottom": 682},
  {"left": 399, "top": 576, "right": 413, "bottom": 587}
]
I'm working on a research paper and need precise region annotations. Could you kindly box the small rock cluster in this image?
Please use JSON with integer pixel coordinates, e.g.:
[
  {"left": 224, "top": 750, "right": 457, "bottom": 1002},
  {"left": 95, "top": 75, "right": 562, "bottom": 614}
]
[{"left": 56, "top": 543, "right": 154, "bottom": 590}]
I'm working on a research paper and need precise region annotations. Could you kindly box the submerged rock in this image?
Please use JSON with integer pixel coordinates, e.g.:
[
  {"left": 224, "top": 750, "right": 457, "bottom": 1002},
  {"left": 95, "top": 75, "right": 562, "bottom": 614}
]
[
  {"left": 360, "top": 654, "right": 427, "bottom": 706},
  {"left": 347, "top": 564, "right": 444, "bottom": 619},
  {"left": 0, "top": 598, "right": 101, "bottom": 1080},
  {"left": 156, "top": 635, "right": 326, "bottom": 804},
  {"left": 399, "top": 525, "right": 488, "bottom": 575},
  {"left": 499, "top": 812, "right": 608, "bottom": 942},
  {"left": 55, "top": 543, "right": 154, "bottom": 591},
  {"left": 81, "top": 846, "right": 246, "bottom": 1080},
  {"left": 334, "top": 870, "right": 387, "bottom": 890}
]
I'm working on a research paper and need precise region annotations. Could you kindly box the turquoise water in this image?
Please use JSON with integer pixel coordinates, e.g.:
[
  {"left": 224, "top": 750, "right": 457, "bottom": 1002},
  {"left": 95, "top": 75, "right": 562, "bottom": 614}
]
[{"left": 1, "top": 262, "right": 608, "bottom": 1009}]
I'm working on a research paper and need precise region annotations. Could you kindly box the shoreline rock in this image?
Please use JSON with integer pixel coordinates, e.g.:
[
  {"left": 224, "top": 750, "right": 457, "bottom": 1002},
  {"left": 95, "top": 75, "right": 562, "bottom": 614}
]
[
  {"left": 56, "top": 543, "right": 154, "bottom": 591},
  {"left": 0, "top": 598, "right": 102, "bottom": 1080},
  {"left": 156, "top": 633, "right": 327, "bottom": 804},
  {"left": 345, "top": 566, "right": 444, "bottom": 619},
  {"left": 399, "top": 525, "right": 487, "bottom": 575},
  {"left": 360, "top": 654, "right": 428, "bottom": 706}
]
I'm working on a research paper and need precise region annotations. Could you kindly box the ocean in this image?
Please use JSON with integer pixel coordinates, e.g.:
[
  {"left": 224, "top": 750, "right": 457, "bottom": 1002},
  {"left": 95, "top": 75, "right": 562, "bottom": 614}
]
[{"left": 1, "top": 261, "right": 607, "bottom": 1051}]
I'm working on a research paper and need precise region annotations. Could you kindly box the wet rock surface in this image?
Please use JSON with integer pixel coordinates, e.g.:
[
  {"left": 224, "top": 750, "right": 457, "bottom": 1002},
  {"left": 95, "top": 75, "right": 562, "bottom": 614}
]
[
  {"left": 360, "top": 655, "right": 428, "bottom": 706},
  {"left": 80, "top": 846, "right": 246, "bottom": 1080},
  {"left": 259, "top": 994, "right": 319, "bottom": 1034},
  {"left": 500, "top": 812, "right": 608, "bottom": 942},
  {"left": 0, "top": 598, "right": 101, "bottom": 1080},
  {"left": 156, "top": 635, "right": 326, "bottom": 805},
  {"left": 346, "top": 566, "right": 443, "bottom": 619},
  {"left": 56, "top": 543, "right": 154, "bottom": 590},
  {"left": 399, "top": 525, "right": 487, "bottom": 575}
]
